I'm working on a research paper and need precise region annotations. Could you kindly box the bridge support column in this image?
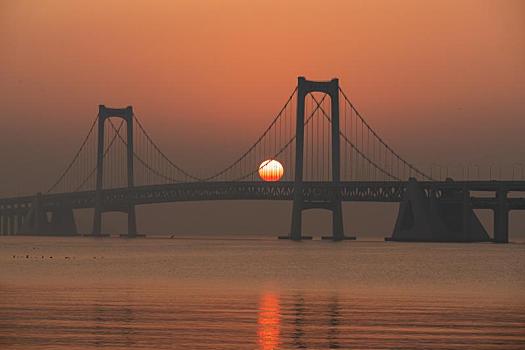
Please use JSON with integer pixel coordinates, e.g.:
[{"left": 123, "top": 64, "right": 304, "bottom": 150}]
[
  {"left": 8, "top": 215, "right": 15, "bottom": 235},
  {"left": 126, "top": 204, "right": 137, "bottom": 237},
  {"left": 19, "top": 193, "right": 47, "bottom": 235},
  {"left": 461, "top": 186, "right": 470, "bottom": 241},
  {"left": 1, "top": 214, "right": 7, "bottom": 235},
  {"left": 289, "top": 184, "right": 305, "bottom": 241},
  {"left": 92, "top": 209, "right": 102, "bottom": 236},
  {"left": 284, "top": 77, "right": 351, "bottom": 241},
  {"left": 493, "top": 189, "right": 509, "bottom": 243},
  {"left": 331, "top": 200, "right": 344, "bottom": 241},
  {"left": 16, "top": 214, "right": 23, "bottom": 234},
  {"left": 92, "top": 105, "right": 137, "bottom": 237}
]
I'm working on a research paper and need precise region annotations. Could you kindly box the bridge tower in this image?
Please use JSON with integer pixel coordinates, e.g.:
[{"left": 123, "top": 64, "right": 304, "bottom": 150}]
[
  {"left": 92, "top": 105, "right": 137, "bottom": 237},
  {"left": 289, "top": 77, "right": 346, "bottom": 241}
]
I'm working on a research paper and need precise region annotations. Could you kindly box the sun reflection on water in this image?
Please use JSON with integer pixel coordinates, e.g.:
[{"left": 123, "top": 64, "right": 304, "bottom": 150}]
[{"left": 257, "top": 292, "right": 281, "bottom": 350}]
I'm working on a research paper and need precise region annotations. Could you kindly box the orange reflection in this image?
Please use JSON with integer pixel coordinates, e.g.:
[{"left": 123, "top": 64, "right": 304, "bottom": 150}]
[{"left": 257, "top": 292, "right": 281, "bottom": 350}]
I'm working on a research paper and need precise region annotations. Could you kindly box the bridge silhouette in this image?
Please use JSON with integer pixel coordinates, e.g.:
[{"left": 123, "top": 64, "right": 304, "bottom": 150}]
[{"left": 0, "top": 77, "right": 523, "bottom": 242}]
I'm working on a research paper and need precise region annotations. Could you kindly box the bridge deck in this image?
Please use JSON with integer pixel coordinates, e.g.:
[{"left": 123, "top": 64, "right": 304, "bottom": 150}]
[{"left": 0, "top": 180, "right": 524, "bottom": 214}]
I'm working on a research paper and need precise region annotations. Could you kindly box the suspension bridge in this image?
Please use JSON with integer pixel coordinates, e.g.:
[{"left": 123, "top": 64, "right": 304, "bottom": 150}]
[{"left": 0, "top": 77, "right": 523, "bottom": 242}]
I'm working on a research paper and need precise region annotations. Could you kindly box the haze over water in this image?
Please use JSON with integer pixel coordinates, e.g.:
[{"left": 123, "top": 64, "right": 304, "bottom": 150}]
[{"left": 1, "top": 236, "right": 524, "bottom": 349}]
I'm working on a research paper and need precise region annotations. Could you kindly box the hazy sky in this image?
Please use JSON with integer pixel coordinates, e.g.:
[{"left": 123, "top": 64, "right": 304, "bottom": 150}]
[{"left": 0, "top": 0, "right": 523, "bottom": 236}]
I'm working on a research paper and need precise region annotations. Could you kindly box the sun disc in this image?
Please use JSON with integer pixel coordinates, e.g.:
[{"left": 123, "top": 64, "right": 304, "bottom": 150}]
[{"left": 258, "top": 159, "right": 284, "bottom": 182}]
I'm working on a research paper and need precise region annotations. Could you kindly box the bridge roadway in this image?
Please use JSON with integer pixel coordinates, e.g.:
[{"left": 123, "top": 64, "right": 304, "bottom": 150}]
[{"left": 1, "top": 180, "right": 524, "bottom": 215}]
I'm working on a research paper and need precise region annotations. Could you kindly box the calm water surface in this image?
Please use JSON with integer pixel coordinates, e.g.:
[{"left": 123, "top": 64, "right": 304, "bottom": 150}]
[{"left": 1, "top": 236, "right": 524, "bottom": 349}]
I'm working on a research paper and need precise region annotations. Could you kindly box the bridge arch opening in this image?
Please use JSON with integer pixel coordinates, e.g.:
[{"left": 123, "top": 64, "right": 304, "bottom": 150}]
[
  {"left": 99, "top": 211, "right": 130, "bottom": 236},
  {"left": 301, "top": 208, "right": 333, "bottom": 238}
]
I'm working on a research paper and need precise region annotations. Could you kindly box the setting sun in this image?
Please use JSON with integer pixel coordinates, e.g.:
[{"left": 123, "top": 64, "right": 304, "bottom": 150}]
[{"left": 258, "top": 159, "right": 284, "bottom": 182}]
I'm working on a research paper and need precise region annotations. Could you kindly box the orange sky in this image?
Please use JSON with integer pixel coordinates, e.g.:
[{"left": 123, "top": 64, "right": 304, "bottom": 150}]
[{"left": 0, "top": 0, "right": 523, "bottom": 235}]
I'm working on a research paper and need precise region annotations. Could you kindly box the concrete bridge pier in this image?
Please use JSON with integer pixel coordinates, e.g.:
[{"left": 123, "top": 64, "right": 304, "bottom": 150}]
[
  {"left": 287, "top": 184, "right": 312, "bottom": 241},
  {"left": 20, "top": 193, "right": 46, "bottom": 235},
  {"left": 8, "top": 215, "right": 15, "bottom": 235},
  {"left": 16, "top": 214, "right": 23, "bottom": 234},
  {"left": 461, "top": 185, "right": 470, "bottom": 241},
  {"left": 119, "top": 203, "right": 138, "bottom": 238},
  {"left": 19, "top": 193, "right": 77, "bottom": 235},
  {"left": 388, "top": 178, "right": 490, "bottom": 242},
  {"left": 128, "top": 204, "right": 137, "bottom": 237},
  {"left": 331, "top": 199, "right": 344, "bottom": 241},
  {"left": 493, "top": 189, "right": 509, "bottom": 243},
  {"left": 92, "top": 205, "right": 102, "bottom": 236},
  {"left": 49, "top": 206, "right": 78, "bottom": 235},
  {"left": 1, "top": 214, "right": 8, "bottom": 235}
]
